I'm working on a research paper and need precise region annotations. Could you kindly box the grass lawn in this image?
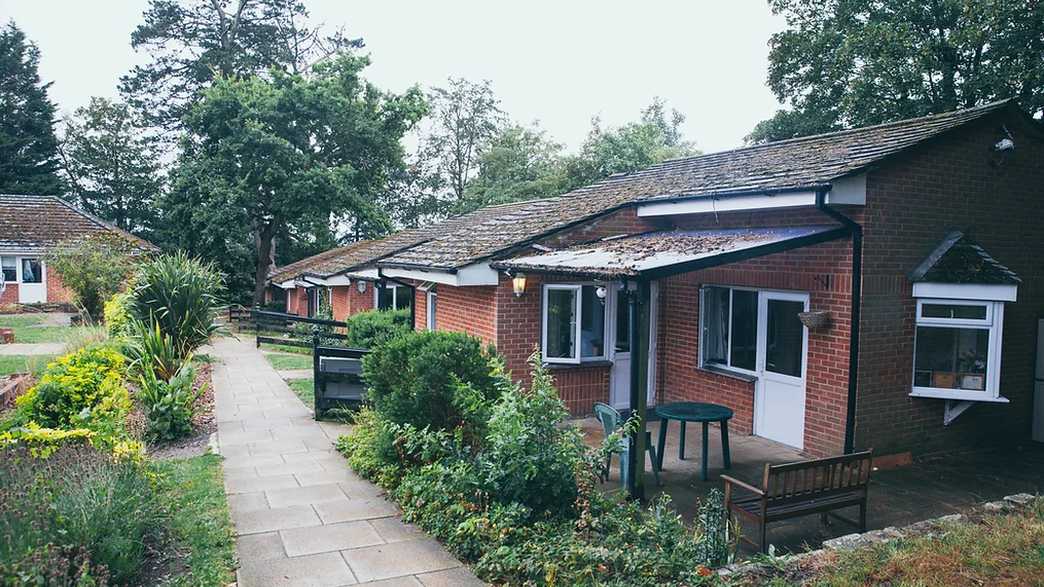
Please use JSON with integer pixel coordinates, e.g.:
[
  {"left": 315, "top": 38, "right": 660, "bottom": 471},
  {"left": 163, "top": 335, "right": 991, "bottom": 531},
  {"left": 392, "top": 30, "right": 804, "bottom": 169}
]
[
  {"left": 0, "top": 314, "right": 101, "bottom": 344},
  {"left": 767, "top": 499, "right": 1044, "bottom": 587},
  {"left": 259, "top": 341, "right": 312, "bottom": 355},
  {"left": 288, "top": 378, "right": 314, "bottom": 408},
  {"left": 152, "top": 453, "right": 236, "bottom": 587},
  {"left": 266, "top": 352, "right": 313, "bottom": 371},
  {"left": 0, "top": 354, "right": 55, "bottom": 376}
]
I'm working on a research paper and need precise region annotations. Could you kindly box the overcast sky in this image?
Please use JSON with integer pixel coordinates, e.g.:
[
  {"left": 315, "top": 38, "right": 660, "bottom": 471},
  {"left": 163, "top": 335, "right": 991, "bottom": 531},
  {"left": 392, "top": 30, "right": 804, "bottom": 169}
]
[{"left": 1, "top": 0, "right": 787, "bottom": 153}]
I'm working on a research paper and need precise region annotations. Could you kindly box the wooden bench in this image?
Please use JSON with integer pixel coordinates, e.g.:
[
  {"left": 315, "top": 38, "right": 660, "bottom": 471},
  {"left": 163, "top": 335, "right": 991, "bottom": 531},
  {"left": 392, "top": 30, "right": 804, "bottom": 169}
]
[{"left": 722, "top": 450, "right": 872, "bottom": 553}]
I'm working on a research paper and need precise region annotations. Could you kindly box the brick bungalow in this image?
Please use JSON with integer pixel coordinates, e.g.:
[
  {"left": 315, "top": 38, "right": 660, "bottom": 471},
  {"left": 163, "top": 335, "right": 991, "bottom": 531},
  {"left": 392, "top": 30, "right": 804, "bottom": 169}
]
[
  {"left": 0, "top": 194, "right": 156, "bottom": 306},
  {"left": 273, "top": 100, "right": 1044, "bottom": 461}
]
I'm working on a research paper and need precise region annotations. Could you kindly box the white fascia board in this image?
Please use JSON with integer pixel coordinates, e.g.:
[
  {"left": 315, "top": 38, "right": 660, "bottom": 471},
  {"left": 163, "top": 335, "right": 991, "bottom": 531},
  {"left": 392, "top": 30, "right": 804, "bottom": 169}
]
[
  {"left": 383, "top": 262, "right": 499, "bottom": 287},
  {"left": 825, "top": 174, "right": 866, "bottom": 205},
  {"left": 323, "top": 274, "right": 352, "bottom": 286},
  {"left": 637, "top": 191, "right": 817, "bottom": 218},
  {"left": 276, "top": 280, "right": 297, "bottom": 289},
  {"left": 342, "top": 267, "right": 379, "bottom": 280},
  {"left": 912, "top": 282, "right": 1018, "bottom": 302}
]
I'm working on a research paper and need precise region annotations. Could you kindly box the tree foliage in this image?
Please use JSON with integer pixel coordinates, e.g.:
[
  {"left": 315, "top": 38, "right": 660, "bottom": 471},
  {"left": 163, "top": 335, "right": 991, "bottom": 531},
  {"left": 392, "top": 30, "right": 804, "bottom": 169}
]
[
  {"left": 161, "top": 54, "right": 425, "bottom": 303},
  {"left": 58, "top": 98, "right": 163, "bottom": 236},
  {"left": 121, "top": 0, "right": 360, "bottom": 131},
  {"left": 0, "top": 21, "right": 62, "bottom": 195},
  {"left": 45, "top": 233, "right": 141, "bottom": 322},
  {"left": 749, "top": 0, "right": 1044, "bottom": 143},
  {"left": 459, "top": 123, "right": 566, "bottom": 212}
]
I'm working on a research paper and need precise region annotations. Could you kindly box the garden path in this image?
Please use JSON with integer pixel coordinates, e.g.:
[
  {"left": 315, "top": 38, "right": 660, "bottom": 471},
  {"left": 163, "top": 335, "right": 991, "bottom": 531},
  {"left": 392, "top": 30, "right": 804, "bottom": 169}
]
[
  {"left": 211, "top": 335, "right": 483, "bottom": 586},
  {"left": 0, "top": 342, "right": 65, "bottom": 355}
]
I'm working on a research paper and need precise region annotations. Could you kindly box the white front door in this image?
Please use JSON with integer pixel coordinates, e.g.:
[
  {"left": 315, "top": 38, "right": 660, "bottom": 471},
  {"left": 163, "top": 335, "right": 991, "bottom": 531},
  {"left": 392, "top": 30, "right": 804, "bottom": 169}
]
[
  {"left": 17, "top": 257, "right": 46, "bottom": 304},
  {"left": 753, "top": 291, "right": 809, "bottom": 449},
  {"left": 609, "top": 282, "right": 658, "bottom": 410}
]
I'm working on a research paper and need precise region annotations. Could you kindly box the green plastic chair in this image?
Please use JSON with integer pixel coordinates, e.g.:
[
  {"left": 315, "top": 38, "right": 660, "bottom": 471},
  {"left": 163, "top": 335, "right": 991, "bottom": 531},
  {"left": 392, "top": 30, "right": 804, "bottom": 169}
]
[{"left": 593, "top": 402, "right": 661, "bottom": 486}]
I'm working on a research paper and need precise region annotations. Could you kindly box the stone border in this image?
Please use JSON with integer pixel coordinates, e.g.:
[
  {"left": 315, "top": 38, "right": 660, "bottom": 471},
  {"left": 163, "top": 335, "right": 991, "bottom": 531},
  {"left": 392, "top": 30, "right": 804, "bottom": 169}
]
[
  {"left": 0, "top": 373, "right": 31, "bottom": 410},
  {"left": 717, "top": 492, "right": 1039, "bottom": 578}
]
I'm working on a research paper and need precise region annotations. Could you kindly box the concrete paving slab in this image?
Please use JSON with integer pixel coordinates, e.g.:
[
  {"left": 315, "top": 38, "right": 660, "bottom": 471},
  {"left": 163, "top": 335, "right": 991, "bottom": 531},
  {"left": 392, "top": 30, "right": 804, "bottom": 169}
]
[
  {"left": 416, "top": 567, "right": 487, "bottom": 586},
  {"left": 236, "top": 532, "right": 287, "bottom": 562},
  {"left": 296, "top": 468, "right": 363, "bottom": 486},
  {"left": 266, "top": 483, "right": 349, "bottom": 508},
  {"left": 342, "top": 539, "right": 460, "bottom": 583},
  {"left": 227, "top": 492, "right": 270, "bottom": 515},
  {"left": 367, "top": 518, "right": 424, "bottom": 544},
  {"left": 280, "top": 521, "right": 384, "bottom": 557},
  {"left": 238, "top": 552, "right": 357, "bottom": 587},
  {"left": 233, "top": 504, "right": 320, "bottom": 535},
  {"left": 226, "top": 474, "right": 299, "bottom": 494},
  {"left": 314, "top": 498, "right": 399, "bottom": 524}
]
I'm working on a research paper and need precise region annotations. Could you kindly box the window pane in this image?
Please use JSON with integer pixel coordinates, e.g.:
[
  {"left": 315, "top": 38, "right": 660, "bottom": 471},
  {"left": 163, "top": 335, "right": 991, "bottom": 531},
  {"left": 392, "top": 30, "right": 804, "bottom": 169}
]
[
  {"left": 766, "top": 299, "right": 804, "bottom": 377},
  {"left": 395, "top": 287, "right": 413, "bottom": 311},
  {"left": 21, "top": 259, "right": 42, "bottom": 284},
  {"left": 921, "top": 303, "right": 987, "bottom": 320},
  {"left": 378, "top": 286, "right": 394, "bottom": 310},
  {"left": 702, "top": 287, "right": 729, "bottom": 366},
  {"left": 615, "top": 288, "right": 631, "bottom": 353},
  {"left": 427, "top": 292, "right": 437, "bottom": 330},
  {"left": 730, "top": 290, "right": 758, "bottom": 370},
  {"left": 580, "top": 285, "right": 606, "bottom": 357},
  {"left": 546, "top": 288, "right": 577, "bottom": 359},
  {"left": 914, "top": 327, "right": 989, "bottom": 390},
  {"left": 1, "top": 257, "right": 14, "bottom": 282}
]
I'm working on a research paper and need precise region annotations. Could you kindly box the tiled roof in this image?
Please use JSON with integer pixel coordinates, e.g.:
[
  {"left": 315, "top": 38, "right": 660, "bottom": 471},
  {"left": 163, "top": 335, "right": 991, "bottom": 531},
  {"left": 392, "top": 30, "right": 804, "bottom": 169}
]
[
  {"left": 910, "top": 231, "right": 1020, "bottom": 285},
  {"left": 0, "top": 194, "right": 157, "bottom": 253},
  {"left": 379, "top": 100, "right": 1015, "bottom": 270},
  {"left": 268, "top": 203, "right": 533, "bottom": 284},
  {"left": 493, "top": 226, "right": 843, "bottom": 279}
]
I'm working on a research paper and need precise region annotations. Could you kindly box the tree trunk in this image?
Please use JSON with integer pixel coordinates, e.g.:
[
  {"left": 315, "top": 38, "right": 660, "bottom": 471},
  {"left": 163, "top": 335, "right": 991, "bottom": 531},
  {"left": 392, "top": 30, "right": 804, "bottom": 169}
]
[{"left": 253, "top": 222, "right": 275, "bottom": 306}]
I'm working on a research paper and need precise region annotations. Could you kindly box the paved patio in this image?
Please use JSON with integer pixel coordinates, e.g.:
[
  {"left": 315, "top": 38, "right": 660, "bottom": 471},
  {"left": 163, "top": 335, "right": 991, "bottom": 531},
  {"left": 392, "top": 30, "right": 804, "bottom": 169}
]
[
  {"left": 212, "top": 336, "right": 484, "bottom": 586},
  {"left": 579, "top": 417, "right": 1044, "bottom": 555}
]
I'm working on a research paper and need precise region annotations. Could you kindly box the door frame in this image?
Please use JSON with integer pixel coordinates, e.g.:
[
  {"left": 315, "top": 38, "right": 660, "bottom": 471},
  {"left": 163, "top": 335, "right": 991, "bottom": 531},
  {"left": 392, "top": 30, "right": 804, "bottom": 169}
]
[
  {"left": 16, "top": 255, "right": 47, "bottom": 304},
  {"left": 608, "top": 281, "right": 658, "bottom": 409},
  {"left": 753, "top": 289, "right": 810, "bottom": 449}
]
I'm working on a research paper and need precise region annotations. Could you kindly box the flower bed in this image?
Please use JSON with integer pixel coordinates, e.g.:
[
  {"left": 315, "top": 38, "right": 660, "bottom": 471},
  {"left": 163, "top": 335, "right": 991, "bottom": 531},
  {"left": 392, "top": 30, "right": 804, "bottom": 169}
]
[{"left": 338, "top": 331, "right": 733, "bottom": 586}]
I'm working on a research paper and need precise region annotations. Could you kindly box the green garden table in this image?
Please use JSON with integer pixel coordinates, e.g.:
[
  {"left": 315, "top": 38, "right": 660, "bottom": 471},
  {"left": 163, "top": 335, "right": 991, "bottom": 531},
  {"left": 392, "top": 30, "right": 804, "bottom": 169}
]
[{"left": 654, "top": 402, "right": 733, "bottom": 481}]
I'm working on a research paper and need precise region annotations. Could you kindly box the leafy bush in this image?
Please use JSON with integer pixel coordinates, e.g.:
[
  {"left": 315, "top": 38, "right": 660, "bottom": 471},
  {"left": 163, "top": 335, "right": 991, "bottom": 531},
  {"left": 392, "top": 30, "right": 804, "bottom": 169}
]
[
  {"left": 482, "top": 359, "right": 585, "bottom": 518},
  {"left": 138, "top": 361, "right": 203, "bottom": 442},
  {"left": 123, "top": 318, "right": 183, "bottom": 380},
  {"left": 14, "top": 345, "right": 128, "bottom": 429},
  {"left": 46, "top": 233, "right": 140, "bottom": 322},
  {"left": 103, "top": 289, "right": 133, "bottom": 338},
  {"left": 363, "top": 331, "right": 504, "bottom": 431},
  {"left": 345, "top": 308, "right": 412, "bottom": 349},
  {"left": 130, "top": 252, "right": 222, "bottom": 358},
  {"left": 0, "top": 442, "right": 163, "bottom": 584}
]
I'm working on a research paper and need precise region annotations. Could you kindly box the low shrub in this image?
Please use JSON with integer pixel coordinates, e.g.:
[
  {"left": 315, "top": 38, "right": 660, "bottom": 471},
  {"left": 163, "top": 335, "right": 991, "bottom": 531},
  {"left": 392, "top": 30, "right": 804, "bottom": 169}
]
[
  {"left": 362, "top": 331, "right": 504, "bottom": 431},
  {"left": 138, "top": 361, "right": 203, "bottom": 442},
  {"left": 45, "top": 233, "right": 139, "bottom": 323},
  {"left": 0, "top": 442, "right": 164, "bottom": 584},
  {"left": 345, "top": 308, "right": 412, "bottom": 349},
  {"left": 130, "top": 252, "right": 222, "bottom": 358},
  {"left": 103, "top": 289, "right": 133, "bottom": 338},
  {"left": 123, "top": 318, "right": 183, "bottom": 380},
  {"left": 14, "top": 345, "right": 128, "bottom": 429}
]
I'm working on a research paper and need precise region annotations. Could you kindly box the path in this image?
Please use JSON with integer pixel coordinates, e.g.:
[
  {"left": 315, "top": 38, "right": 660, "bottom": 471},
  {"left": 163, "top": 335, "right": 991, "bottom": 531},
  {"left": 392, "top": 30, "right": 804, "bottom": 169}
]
[
  {"left": 211, "top": 336, "right": 483, "bottom": 586},
  {"left": 0, "top": 342, "right": 65, "bottom": 356}
]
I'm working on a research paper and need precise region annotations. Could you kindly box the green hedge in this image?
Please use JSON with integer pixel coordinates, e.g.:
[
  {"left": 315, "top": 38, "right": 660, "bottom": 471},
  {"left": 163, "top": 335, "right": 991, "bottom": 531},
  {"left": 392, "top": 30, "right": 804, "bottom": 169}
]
[{"left": 345, "top": 308, "right": 412, "bottom": 349}]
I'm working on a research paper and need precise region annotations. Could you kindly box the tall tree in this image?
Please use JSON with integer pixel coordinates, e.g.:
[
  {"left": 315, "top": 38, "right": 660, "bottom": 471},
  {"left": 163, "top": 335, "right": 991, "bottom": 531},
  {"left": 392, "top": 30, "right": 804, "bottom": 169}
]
[
  {"left": 461, "top": 123, "right": 566, "bottom": 211},
  {"left": 121, "top": 0, "right": 358, "bottom": 131},
  {"left": 749, "top": 0, "right": 1044, "bottom": 143},
  {"left": 562, "top": 98, "right": 697, "bottom": 189},
  {"left": 0, "top": 21, "right": 62, "bottom": 194},
  {"left": 58, "top": 98, "right": 163, "bottom": 235},
  {"left": 162, "top": 54, "right": 425, "bottom": 303}
]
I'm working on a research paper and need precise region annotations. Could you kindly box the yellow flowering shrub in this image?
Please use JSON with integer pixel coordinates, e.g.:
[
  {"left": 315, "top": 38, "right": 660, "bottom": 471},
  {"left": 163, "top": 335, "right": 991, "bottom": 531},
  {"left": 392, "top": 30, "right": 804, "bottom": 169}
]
[
  {"left": 15, "top": 345, "right": 128, "bottom": 429},
  {"left": 103, "top": 289, "right": 133, "bottom": 338},
  {"left": 0, "top": 422, "right": 93, "bottom": 458}
]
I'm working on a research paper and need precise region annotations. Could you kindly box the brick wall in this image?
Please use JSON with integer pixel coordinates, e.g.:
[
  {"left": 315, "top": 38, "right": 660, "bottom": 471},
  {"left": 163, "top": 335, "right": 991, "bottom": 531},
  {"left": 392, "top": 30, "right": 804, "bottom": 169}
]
[
  {"left": 0, "top": 263, "right": 74, "bottom": 305},
  {"left": 348, "top": 281, "right": 375, "bottom": 316},
  {"left": 0, "top": 283, "right": 16, "bottom": 305},
  {"left": 854, "top": 111, "right": 1044, "bottom": 455},
  {"left": 331, "top": 286, "right": 349, "bottom": 321},
  {"left": 286, "top": 287, "right": 308, "bottom": 316},
  {"left": 432, "top": 282, "right": 497, "bottom": 346}
]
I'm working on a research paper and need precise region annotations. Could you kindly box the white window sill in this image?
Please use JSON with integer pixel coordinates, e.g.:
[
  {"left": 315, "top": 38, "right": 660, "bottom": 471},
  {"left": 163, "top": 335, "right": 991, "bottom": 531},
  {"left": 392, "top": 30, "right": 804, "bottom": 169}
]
[
  {"left": 909, "top": 388, "right": 1010, "bottom": 403},
  {"left": 698, "top": 364, "right": 758, "bottom": 383}
]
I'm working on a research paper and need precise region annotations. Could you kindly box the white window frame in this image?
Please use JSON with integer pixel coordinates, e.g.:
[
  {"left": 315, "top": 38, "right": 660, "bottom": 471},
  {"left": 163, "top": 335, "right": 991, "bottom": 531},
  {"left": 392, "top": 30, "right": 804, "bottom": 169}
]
[
  {"left": 375, "top": 283, "right": 411, "bottom": 311},
  {"left": 540, "top": 283, "right": 609, "bottom": 364},
  {"left": 698, "top": 285, "right": 759, "bottom": 378},
  {"left": 1, "top": 256, "right": 16, "bottom": 283},
  {"left": 910, "top": 298, "right": 1007, "bottom": 402},
  {"left": 426, "top": 289, "right": 437, "bottom": 331}
]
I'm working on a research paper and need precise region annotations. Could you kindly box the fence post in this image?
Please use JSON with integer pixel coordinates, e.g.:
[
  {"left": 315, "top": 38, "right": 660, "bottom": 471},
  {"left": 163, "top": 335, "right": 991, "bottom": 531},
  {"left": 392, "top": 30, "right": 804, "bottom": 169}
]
[{"left": 312, "top": 329, "right": 321, "bottom": 419}]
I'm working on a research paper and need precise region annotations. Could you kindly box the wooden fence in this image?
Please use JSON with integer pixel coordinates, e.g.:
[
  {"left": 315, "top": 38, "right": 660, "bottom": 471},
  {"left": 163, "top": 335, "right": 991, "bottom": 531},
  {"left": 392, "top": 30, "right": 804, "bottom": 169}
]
[{"left": 227, "top": 306, "right": 349, "bottom": 349}]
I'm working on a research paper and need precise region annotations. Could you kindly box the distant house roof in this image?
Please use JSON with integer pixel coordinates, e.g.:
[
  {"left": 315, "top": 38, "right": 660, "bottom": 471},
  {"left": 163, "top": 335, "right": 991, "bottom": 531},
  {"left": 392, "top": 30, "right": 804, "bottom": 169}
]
[
  {"left": 378, "top": 100, "right": 1019, "bottom": 272},
  {"left": 910, "top": 231, "right": 1020, "bottom": 285},
  {"left": 493, "top": 226, "right": 846, "bottom": 280},
  {"left": 0, "top": 194, "right": 157, "bottom": 254}
]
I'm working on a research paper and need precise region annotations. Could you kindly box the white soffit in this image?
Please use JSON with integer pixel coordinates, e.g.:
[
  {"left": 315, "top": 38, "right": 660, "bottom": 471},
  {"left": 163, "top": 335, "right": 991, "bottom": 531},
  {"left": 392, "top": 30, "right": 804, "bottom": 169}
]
[
  {"left": 912, "top": 282, "right": 1018, "bottom": 302},
  {"left": 343, "top": 267, "right": 379, "bottom": 280},
  {"left": 383, "top": 262, "right": 499, "bottom": 287},
  {"left": 323, "top": 274, "right": 352, "bottom": 286}
]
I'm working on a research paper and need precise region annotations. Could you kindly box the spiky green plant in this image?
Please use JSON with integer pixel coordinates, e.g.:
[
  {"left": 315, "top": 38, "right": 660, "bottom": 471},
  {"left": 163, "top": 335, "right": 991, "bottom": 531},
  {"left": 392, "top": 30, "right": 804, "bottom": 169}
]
[
  {"left": 130, "top": 253, "right": 223, "bottom": 358},
  {"left": 123, "top": 318, "right": 184, "bottom": 380}
]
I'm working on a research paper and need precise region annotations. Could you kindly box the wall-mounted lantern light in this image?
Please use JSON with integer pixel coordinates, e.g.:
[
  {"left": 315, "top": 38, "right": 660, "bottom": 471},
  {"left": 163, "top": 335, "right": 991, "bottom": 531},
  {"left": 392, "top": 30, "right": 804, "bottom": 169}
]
[
  {"left": 595, "top": 285, "right": 607, "bottom": 303},
  {"left": 512, "top": 273, "right": 527, "bottom": 297},
  {"left": 357, "top": 280, "right": 367, "bottom": 293}
]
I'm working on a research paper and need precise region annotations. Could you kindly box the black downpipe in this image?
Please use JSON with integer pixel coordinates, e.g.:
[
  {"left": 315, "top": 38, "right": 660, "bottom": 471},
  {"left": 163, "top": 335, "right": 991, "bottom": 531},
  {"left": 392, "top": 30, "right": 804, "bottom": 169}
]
[{"left": 815, "top": 189, "right": 862, "bottom": 454}]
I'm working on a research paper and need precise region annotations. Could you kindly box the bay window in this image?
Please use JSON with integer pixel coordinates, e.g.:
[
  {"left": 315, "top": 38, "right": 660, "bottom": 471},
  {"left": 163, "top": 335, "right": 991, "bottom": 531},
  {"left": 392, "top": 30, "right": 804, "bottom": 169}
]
[
  {"left": 700, "top": 286, "right": 758, "bottom": 373},
  {"left": 542, "top": 283, "right": 607, "bottom": 363},
  {"left": 911, "top": 299, "right": 1006, "bottom": 401}
]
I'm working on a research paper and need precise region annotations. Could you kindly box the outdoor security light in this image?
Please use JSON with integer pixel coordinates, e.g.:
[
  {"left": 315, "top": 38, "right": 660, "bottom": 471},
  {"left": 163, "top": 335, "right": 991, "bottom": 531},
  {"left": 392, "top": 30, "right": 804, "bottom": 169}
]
[{"left": 356, "top": 280, "right": 367, "bottom": 293}]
